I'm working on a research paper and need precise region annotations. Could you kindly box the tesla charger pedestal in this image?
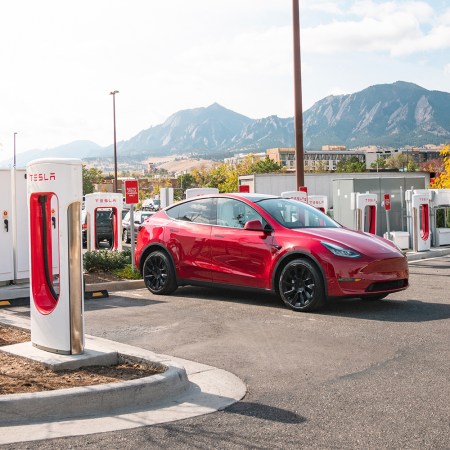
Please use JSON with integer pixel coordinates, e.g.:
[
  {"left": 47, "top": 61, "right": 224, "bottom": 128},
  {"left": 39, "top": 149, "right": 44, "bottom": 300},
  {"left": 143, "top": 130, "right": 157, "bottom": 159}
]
[
  {"left": 281, "top": 190, "right": 308, "bottom": 203},
  {"left": 429, "top": 189, "right": 450, "bottom": 246},
  {"left": 406, "top": 189, "right": 431, "bottom": 252},
  {"left": 12, "top": 169, "right": 30, "bottom": 281},
  {"left": 84, "top": 192, "right": 123, "bottom": 251},
  {"left": 27, "top": 158, "right": 84, "bottom": 355},
  {"left": 308, "top": 195, "right": 328, "bottom": 213},
  {"left": 0, "top": 170, "right": 14, "bottom": 283},
  {"left": 351, "top": 193, "right": 377, "bottom": 234}
]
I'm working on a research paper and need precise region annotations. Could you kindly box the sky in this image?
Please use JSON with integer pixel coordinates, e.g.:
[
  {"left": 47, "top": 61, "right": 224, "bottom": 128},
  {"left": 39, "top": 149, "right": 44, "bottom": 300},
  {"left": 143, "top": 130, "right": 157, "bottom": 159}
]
[{"left": 0, "top": 0, "right": 449, "bottom": 161}]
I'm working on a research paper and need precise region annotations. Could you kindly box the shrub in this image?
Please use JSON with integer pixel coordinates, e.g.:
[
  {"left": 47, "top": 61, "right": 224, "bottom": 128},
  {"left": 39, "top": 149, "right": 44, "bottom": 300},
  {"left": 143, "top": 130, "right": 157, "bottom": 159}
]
[
  {"left": 113, "top": 264, "right": 142, "bottom": 280},
  {"left": 83, "top": 250, "right": 131, "bottom": 273}
]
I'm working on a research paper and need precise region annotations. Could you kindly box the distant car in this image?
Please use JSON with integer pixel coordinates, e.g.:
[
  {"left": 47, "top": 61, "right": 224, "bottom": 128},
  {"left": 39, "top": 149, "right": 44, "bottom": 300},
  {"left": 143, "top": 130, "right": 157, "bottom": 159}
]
[
  {"left": 122, "top": 210, "right": 154, "bottom": 243},
  {"left": 135, "top": 193, "right": 409, "bottom": 312},
  {"left": 82, "top": 208, "right": 115, "bottom": 249},
  {"left": 142, "top": 198, "right": 160, "bottom": 211}
]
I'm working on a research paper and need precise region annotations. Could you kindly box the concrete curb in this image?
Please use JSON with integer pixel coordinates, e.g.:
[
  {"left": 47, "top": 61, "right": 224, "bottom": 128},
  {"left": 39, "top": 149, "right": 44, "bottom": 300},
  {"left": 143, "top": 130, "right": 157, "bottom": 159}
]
[
  {"left": 86, "top": 278, "right": 145, "bottom": 292},
  {"left": 405, "top": 246, "right": 450, "bottom": 262},
  {"left": 0, "top": 342, "right": 189, "bottom": 426}
]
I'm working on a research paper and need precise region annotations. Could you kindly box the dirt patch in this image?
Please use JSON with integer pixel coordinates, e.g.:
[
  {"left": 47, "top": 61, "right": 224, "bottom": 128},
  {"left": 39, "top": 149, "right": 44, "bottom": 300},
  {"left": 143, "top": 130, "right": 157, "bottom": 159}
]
[
  {"left": 84, "top": 271, "right": 125, "bottom": 284},
  {"left": 0, "top": 325, "right": 163, "bottom": 395}
]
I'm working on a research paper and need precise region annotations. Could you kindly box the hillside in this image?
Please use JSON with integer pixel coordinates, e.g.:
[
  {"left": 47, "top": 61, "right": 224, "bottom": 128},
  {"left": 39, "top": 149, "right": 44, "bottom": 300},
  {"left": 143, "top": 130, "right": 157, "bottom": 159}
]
[{"left": 3, "top": 81, "right": 450, "bottom": 168}]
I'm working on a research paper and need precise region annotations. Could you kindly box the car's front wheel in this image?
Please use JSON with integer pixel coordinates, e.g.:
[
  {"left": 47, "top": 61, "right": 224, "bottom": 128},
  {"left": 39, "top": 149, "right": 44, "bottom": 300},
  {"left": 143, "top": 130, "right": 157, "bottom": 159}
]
[
  {"left": 143, "top": 250, "right": 177, "bottom": 295},
  {"left": 278, "top": 259, "right": 325, "bottom": 311}
]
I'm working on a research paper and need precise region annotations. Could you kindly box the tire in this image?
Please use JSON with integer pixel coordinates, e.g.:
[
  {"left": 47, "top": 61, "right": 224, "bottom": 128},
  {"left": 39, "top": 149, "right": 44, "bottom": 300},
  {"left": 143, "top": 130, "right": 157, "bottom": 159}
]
[
  {"left": 143, "top": 250, "right": 177, "bottom": 295},
  {"left": 278, "top": 259, "right": 325, "bottom": 312},
  {"left": 123, "top": 229, "right": 130, "bottom": 243}
]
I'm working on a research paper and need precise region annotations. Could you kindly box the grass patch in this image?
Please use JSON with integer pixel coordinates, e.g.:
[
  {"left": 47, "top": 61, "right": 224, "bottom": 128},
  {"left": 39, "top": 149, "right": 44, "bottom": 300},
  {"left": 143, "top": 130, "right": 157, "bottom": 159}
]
[{"left": 113, "top": 264, "right": 142, "bottom": 280}]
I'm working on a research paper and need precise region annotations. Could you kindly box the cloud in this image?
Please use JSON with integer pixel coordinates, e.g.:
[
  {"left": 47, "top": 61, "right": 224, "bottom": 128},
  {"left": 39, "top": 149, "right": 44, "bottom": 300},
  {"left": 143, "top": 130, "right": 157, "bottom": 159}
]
[{"left": 302, "top": 1, "right": 450, "bottom": 56}]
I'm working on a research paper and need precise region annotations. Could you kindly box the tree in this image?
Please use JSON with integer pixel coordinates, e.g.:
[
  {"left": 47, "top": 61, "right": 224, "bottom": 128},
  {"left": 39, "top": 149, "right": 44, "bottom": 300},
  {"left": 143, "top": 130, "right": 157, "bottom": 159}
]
[
  {"left": 385, "top": 153, "right": 418, "bottom": 171},
  {"left": 430, "top": 145, "right": 450, "bottom": 189},
  {"left": 250, "top": 157, "right": 283, "bottom": 174},
  {"left": 420, "top": 158, "right": 444, "bottom": 174},
  {"left": 370, "top": 157, "right": 387, "bottom": 170},
  {"left": 335, "top": 156, "right": 366, "bottom": 173},
  {"left": 82, "top": 166, "right": 103, "bottom": 195}
]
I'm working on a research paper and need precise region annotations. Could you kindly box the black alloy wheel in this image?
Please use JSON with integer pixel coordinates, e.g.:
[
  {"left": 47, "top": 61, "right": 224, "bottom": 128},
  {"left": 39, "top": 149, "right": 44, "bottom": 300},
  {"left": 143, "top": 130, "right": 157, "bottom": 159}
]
[
  {"left": 123, "top": 228, "right": 130, "bottom": 243},
  {"left": 143, "top": 250, "right": 177, "bottom": 295},
  {"left": 278, "top": 259, "right": 325, "bottom": 311}
]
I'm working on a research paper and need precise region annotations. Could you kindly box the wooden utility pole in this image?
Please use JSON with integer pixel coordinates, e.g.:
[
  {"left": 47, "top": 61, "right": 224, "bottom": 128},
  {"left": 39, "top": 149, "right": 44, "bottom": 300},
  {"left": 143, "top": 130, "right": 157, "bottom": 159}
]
[{"left": 292, "top": 0, "right": 305, "bottom": 188}]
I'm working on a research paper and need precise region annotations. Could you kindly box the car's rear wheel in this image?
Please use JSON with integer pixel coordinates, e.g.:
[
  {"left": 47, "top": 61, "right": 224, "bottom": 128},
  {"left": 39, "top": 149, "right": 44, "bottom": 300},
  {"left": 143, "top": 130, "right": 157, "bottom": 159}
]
[
  {"left": 143, "top": 250, "right": 177, "bottom": 295},
  {"left": 123, "top": 229, "right": 130, "bottom": 243},
  {"left": 278, "top": 259, "right": 325, "bottom": 311}
]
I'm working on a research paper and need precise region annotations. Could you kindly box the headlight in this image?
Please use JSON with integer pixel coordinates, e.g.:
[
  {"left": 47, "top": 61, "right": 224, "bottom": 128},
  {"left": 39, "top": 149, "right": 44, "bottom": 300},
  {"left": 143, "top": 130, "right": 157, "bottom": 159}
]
[{"left": 321, "top": 241, "right": 361, "bottom": 258}]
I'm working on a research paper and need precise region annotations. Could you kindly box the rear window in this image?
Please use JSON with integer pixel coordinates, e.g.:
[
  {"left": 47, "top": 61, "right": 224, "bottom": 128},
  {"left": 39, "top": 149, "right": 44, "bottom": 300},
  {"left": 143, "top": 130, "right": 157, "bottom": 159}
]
[{"left": 258, "top": 198, "right": 339, "bottom": 229}]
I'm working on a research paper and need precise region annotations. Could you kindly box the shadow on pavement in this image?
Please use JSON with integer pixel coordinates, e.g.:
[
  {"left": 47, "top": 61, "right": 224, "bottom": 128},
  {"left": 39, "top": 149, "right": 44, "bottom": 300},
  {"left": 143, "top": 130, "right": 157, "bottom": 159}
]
[
  {"left": 319, "top": 297, "right": 450, "bottom": 323},
  {"left": 225, "top": 401, "right": 306, "bottom": 424}
]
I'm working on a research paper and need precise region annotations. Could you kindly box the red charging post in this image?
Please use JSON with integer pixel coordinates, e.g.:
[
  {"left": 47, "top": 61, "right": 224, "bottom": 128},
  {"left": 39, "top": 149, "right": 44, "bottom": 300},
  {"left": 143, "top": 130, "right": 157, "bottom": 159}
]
[
  {"left": 384, "top": 194, "right": 392, "bottom": 240},
  {"left": 239, "top": 185, "right": 250, "bottom": 193},
  {"left": 124, "top": 180, "right": 139, "bottom": 270}
]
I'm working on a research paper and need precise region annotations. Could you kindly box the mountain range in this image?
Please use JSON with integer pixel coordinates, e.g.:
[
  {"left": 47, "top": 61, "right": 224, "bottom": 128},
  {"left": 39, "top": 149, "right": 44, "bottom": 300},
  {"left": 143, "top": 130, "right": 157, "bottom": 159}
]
[{"left": 3, "top": 81, "right": 450, "bottom": 167}]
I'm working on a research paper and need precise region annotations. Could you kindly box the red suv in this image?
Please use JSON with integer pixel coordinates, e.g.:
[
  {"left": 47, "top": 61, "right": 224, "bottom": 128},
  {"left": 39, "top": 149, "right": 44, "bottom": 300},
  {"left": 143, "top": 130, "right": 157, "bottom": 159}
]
[{"left": 135, "top": 193, "right": 408, "bottom": 311}]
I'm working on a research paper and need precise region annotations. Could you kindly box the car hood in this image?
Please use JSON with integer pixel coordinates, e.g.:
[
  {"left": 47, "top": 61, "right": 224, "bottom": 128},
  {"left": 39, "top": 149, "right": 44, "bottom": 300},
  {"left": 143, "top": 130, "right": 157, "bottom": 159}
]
[{"left": 292, "top": 227, "right": 403, "bottom": 256}]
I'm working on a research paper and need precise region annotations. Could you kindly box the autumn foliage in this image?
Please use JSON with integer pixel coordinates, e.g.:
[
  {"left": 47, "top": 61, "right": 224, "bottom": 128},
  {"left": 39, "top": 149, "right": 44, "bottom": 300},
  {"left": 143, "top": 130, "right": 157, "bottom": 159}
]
[{"left": 430, "top": 145, "right": 450, "bottom": 189}]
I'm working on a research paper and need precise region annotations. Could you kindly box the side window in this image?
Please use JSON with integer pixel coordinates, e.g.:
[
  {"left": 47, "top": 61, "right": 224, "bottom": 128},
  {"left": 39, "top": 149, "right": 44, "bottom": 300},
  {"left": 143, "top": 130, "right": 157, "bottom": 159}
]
[
  {"left": 217, "top": 198, "right": 265, "bottom": 229},
  {"left": 178, "top": 198, "right": 216, "bottom": 225},
  {"left": 166, "top": 204, "right": 181, "bottom": 219}
]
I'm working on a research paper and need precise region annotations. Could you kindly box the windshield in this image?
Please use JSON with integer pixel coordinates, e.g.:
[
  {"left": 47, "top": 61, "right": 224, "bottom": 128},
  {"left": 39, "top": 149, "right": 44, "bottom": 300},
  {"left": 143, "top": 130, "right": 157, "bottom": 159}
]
[{"left": 257, "top": 198, "right": 340, "bottom": 229}]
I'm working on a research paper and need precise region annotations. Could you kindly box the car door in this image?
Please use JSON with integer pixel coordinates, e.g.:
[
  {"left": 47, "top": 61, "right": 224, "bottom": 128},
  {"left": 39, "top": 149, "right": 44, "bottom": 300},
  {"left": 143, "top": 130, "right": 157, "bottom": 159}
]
[
  {"left": 165, "top": 198, "right": 215, "bottom": 282},
  {"left": 210, "top": 198, "right": 274, "bottom": 289}
]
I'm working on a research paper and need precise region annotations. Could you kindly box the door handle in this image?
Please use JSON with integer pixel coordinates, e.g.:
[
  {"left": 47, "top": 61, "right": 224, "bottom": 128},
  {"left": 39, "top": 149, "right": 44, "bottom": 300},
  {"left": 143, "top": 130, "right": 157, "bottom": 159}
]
[
  {"left": 3, "top": 219, "right": 8, "bottom": 232},
  {"left": 213, "top": 234, "right": 225, "bottom": 238},
  {"left": 169, "top": 228, "right": 179, "bottom": 233}
]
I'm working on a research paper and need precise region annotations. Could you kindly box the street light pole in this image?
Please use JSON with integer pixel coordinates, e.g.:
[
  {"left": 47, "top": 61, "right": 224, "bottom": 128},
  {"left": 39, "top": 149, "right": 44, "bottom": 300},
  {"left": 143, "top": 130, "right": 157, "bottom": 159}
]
[
  {"left": 13, "top": 132, "right": 17, "bottom": 169},
  {"left": 292, "top": 0, "right": 305, "bottom": 189},
  {"left": 110, "top": 90, "right": 119, "bottom": 193}
]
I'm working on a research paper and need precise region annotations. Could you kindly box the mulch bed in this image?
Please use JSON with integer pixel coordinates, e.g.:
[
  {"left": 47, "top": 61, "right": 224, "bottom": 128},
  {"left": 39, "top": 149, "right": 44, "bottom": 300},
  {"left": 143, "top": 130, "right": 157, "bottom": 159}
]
[{"left": 0, "top": 325, "right": 163, "bottom": 395}]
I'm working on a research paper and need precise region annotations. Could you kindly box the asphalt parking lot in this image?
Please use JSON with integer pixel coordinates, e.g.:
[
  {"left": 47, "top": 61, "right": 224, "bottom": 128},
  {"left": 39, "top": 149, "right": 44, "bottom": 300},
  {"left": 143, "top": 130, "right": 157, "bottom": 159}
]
[{"left": 4, "top": 255, "right": 450, "bottom": 449}]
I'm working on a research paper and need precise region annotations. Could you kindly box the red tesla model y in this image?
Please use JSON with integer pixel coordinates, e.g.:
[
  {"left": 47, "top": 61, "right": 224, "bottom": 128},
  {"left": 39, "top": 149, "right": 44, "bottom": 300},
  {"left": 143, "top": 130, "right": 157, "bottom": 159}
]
[{"left": 135, "top": 194, "right": 408, "bottom": 311}]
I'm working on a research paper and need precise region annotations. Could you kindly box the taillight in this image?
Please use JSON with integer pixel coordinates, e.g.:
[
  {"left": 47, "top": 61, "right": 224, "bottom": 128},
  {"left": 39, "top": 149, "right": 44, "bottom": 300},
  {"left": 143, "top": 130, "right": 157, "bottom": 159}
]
[{"left": 82, "top": 223, "right": 87, "bottom": 230}]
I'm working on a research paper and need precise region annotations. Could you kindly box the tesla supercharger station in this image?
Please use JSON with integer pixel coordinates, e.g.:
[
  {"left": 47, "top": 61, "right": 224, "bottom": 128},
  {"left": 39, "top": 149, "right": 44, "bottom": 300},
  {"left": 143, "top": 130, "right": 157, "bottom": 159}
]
[
  {"left": 351, "top": 192, "right": 378, "bottom": 234},
  {"left": 308, "top": 195, "right": 328, "bottom": 213},
  {"left": 406, "top": 189, "right": 431, "bottom": 252},
  {"left": 27, "top": 158, "right": 84, "bottom": 354},
  {"left": 0, "top": 170, "right": 14, "bottom": 283},
  {"left": 429, "top": 189, "right": 450, "bottom": 246},
  {"left": 12, "top": 169, "right": 30, "bottom": 281},
  {"left": 84, "top": 192, "right": 123, "bottom": 251}
]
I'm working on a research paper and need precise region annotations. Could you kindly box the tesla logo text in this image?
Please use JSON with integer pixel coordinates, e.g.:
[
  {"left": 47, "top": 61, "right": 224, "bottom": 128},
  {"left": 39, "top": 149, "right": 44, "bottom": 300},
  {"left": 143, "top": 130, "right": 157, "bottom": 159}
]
[
  {"left": 30, "top": 172, "right": 56, "bottom": 181},
  {"left": 95, "top": 198, "right": 117, "bottom": 203}
]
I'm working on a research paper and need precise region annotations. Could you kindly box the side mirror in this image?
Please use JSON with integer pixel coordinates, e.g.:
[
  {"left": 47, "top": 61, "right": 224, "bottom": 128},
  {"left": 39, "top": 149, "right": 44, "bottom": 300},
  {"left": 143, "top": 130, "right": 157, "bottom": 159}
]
[{"left": 244, "top": 220, "right": 264, "bottom": 232}]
